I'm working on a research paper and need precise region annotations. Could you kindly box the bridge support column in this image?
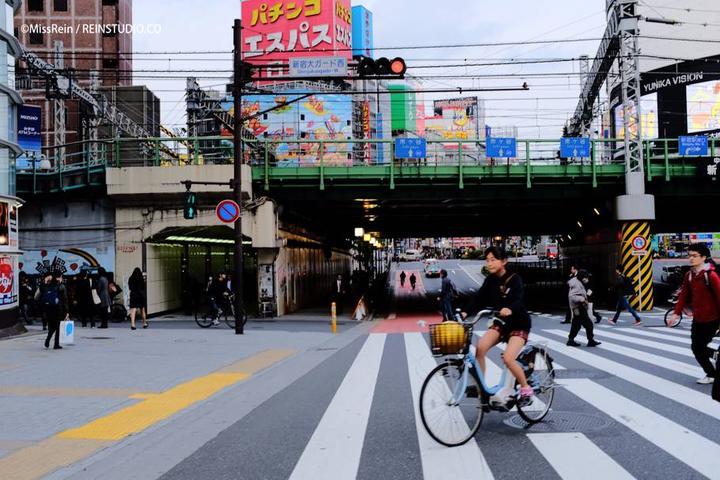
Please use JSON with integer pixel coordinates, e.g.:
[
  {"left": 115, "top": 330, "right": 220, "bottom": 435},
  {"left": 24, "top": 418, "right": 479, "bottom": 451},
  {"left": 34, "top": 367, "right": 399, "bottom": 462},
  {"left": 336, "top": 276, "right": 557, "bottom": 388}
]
[{"left": 616, "top": 192, "right": 655, "bottom": 311}]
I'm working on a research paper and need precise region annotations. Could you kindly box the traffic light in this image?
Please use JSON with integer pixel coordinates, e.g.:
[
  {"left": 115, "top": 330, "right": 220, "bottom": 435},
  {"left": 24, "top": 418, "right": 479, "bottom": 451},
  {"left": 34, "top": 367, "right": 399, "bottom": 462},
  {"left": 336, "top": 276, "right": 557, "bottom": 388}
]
[
  {"left": 184, "top": 191, "right": 197, "bottom": 220},
  {"left": 356, "top": 56, "right": 407, "bottom": 78},
  {"left": 239, "top": 61, "right": 256, "bottom": 85}
]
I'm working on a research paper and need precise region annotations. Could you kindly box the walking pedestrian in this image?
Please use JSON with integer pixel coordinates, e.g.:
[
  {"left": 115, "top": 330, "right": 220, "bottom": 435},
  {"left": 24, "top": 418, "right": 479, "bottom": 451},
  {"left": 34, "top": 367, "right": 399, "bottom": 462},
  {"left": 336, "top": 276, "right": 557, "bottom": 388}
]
[
  {"left": 330, "top": 274, "right": 346, "bottom": 315},
  {"left": 75, "top": 270, "right": 95, "bottom": 328},
  {"left": 39, "top": 272, "right": 68, "bottom": 350},
  {"left": 399, "top": 271, "right": 406, "bottom": 288},
  {"left": 668, "top": 243, "right": 720, "bottom": 384},
  {"left": 128, "top": 268, "right": 148, "bottom": 330},
  {"left": 566, "top": 270, "right": 601, "bottom": 347},
  {"left": 438, "top": 269, "right": 457, "bottom": 321},
  {"left": 19, "top": 273, "right": 34, "bottom": 325},
  {"left": 409, "top": 272, "right": 417, "bottom": 290},
  {"left": 609, "top": 265, "right": 642, "bottom": 325},
  {"left": 562, "top": 265, "right": 578, "bottom": 324},
  {"left": 95, "top": 267, "right": 111, "bottom": 329}
]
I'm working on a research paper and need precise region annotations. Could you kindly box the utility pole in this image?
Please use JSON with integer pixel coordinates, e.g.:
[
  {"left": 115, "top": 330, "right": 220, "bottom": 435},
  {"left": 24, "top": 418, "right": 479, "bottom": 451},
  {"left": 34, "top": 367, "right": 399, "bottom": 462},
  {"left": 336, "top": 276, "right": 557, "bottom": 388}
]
[{"left": 233, "top": 19, "right": 245, "bottom": 334}]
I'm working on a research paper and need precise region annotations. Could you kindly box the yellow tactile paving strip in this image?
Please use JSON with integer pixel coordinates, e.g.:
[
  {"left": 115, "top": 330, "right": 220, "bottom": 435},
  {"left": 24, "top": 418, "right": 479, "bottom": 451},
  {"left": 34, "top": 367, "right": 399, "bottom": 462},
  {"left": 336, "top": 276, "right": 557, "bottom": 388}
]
[
  {"left": 0, "top": 348, "right": 296, "bottom": 480},
  {"left": 58, "top": 372, "right": 249, "bottom": 441}
]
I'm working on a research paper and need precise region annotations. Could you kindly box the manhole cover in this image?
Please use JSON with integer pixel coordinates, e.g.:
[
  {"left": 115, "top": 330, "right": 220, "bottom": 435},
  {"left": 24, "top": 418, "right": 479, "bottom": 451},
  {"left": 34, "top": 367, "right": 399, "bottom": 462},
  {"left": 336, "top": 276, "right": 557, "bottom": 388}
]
[
  {"left": 81, "top": 336, "right": 115, "bottom": 340},
  {"left": 503, "top": 411, "right": 613, "bottom": 432}
]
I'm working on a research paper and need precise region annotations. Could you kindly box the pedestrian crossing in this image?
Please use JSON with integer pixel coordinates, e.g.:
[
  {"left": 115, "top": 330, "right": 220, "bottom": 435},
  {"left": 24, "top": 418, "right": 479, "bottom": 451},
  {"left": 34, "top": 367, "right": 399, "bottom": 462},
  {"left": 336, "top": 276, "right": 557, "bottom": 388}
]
[{"left": 166, "top": 316, "right": 720, "bottom": 480}]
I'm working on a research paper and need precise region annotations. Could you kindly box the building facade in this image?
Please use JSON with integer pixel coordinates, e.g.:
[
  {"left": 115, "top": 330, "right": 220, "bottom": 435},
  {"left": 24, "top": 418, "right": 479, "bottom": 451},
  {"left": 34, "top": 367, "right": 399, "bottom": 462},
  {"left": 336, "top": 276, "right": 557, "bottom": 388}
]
[{"left": 0, "top": 0, "right": 24, "bottom": 335}]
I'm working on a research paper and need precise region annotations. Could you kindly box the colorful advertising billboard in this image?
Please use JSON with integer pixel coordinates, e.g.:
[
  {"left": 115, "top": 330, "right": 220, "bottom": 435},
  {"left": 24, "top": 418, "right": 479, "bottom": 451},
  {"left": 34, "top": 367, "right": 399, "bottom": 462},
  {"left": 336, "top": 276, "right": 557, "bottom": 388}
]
[
  {"left": 687, "top": 80, "right": 720, "bottom": 133},
  {"left": 223, "top": 91, "right": 352, "bottom": 166},
  {"left": 16, "top": 105, "right": 42, "bottom": 171},
  {"left": 613, "top": 93, "right": 658, "bottom": 140},
  {"left": 241, "top": 0, "right": 352, "bottom": 78},
  {"left": 426, "top": 97, "right": 480, "bottom": 141},
  {"left": 351, "top": 5, "right": 373, "bottom": 58}
]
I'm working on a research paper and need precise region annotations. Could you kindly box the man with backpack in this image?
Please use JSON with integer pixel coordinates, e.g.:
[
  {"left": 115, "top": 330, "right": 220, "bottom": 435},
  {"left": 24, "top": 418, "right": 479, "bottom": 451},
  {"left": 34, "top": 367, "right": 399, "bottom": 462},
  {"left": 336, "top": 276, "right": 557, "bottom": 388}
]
[
  {"left": 668, "top": 243, "right": 720, "bottom": 385},
  {"left": 438, "top": 269, "right": 457, "bottom": 321},
  {"left": 609, "top": 265, "right": 642, "bottom": 326},
  {"left": 37, "top": 273, "right": 68, "bottom": 350}
]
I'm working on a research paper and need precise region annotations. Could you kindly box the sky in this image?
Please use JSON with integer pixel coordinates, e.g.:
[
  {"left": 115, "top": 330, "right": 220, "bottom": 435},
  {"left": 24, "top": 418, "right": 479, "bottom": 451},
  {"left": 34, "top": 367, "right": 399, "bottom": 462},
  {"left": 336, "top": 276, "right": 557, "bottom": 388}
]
[{"left": 131, "top": 0, "right": 613, "bottom": 138}]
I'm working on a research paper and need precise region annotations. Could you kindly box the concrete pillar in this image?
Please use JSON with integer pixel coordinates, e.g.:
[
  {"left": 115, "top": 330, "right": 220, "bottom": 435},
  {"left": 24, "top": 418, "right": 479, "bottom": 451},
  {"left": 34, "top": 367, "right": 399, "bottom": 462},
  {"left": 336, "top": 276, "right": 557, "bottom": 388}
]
[{"left": 616, "top": 193, "right": 655, "bottom": 311}]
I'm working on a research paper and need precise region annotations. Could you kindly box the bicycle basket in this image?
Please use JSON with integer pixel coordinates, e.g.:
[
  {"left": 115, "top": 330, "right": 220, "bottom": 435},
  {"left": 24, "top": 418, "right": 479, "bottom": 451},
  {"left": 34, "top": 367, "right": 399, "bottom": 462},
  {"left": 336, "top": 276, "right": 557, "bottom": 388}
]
[{"left": 429, "top": 321, "right": 472, "bottom": 356}]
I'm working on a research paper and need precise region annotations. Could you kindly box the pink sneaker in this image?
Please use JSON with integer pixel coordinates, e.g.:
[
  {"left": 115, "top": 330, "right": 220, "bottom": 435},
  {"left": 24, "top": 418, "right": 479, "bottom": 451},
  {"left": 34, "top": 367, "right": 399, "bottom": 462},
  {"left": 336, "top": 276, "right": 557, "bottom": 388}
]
[{"left": 519, "top": 386, "right": 534, "bottom": 398}]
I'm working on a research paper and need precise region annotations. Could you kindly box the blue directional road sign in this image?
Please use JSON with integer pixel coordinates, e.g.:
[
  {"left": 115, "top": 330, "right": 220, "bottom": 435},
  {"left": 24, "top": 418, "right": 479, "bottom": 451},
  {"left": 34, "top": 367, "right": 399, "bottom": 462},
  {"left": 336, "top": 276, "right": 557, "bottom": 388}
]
[
  {"left": 487, "top": 137, "right": 517, "bottom": 158},
  {"left": 395, "top": 138, "right": 426, "bottom": 159},
  {"left": 679, "top": 135, "right": 708, "bottom": 156},
  {"left": 560, "top": 137, "right": 591, "bottom": 158}
]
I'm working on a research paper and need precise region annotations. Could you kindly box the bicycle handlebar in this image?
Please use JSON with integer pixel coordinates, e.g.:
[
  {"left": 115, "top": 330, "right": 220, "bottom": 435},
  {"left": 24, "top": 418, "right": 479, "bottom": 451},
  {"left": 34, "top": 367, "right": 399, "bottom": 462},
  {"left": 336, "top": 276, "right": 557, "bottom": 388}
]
[{"left": 464, "top": 309, "right": 503, "bottom": 326}]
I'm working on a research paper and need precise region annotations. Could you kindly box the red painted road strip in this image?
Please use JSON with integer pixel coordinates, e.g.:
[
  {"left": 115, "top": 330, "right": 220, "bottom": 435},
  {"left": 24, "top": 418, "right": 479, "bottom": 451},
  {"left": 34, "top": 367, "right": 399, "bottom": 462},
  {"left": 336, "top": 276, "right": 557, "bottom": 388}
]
[{"left": 372, "top": 313, "right": 443, "bottom": 334}]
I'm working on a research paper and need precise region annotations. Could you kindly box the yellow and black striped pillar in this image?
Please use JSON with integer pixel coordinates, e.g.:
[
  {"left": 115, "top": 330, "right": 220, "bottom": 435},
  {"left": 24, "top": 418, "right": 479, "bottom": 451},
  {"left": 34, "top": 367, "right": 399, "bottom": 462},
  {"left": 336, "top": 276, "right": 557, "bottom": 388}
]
[{"left": 619, "top": 221, "right": 654, "bottom": 311}]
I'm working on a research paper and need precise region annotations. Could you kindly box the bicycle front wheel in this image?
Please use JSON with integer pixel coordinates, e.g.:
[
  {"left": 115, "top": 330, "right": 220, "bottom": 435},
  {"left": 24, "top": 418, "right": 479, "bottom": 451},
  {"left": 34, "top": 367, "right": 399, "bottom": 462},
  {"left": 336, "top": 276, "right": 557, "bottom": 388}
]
[
  {"left": 665, "top": 309, "right": 681, "bottom": 328},
  {"left": 419, "top": 359, "right": 484, "bottom": 447},
  {"left": 224, "top": 307, "right": 247, "bottom": 329},
  {"left": 516, "top": 348, "right": 555, "bottom": 424}
]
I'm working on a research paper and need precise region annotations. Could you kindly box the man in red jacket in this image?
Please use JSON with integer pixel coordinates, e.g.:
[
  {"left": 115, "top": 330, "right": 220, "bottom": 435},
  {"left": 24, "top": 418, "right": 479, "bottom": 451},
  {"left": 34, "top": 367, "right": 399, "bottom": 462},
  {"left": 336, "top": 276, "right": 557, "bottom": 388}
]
[{"left": 668, "top": 243, "right": 720, "bottom": 385}]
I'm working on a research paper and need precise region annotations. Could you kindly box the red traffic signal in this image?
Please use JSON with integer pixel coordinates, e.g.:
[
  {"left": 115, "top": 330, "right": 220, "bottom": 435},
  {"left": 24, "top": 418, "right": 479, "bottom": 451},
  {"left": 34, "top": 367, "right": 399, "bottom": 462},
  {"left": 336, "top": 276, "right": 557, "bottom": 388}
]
[{"left": 356, "top": 56, "right": 406, "bottom": 78}]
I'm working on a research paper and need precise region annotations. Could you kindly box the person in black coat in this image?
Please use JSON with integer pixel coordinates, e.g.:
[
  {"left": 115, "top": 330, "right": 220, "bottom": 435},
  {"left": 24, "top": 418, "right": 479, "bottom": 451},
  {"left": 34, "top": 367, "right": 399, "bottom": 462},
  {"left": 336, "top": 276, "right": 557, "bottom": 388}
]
[
  {"left": 128, "top": 268, "right": 148, "bottom": 330},
  {"left": 75, "top": 270, "right": 96, "bottom": 328},
  {"left": 39, "top": 273, "right": 68, "bottom": 350},
  {"left": 330, "top": 274, "right": 346, "bottom": 315}
]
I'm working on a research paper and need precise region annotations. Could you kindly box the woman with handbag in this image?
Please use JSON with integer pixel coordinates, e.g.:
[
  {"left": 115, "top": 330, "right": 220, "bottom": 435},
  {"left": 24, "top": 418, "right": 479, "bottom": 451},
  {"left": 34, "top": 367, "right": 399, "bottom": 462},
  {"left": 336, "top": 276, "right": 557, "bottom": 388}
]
[
  {"left": 128, "top": 268, "right": 148, "bottom": 330},
  {"left": 76, "top": 270, "right": 96, "bottom": 328},
  {"left": 95, "top": 268, "right": 111, "bottom": 329}
]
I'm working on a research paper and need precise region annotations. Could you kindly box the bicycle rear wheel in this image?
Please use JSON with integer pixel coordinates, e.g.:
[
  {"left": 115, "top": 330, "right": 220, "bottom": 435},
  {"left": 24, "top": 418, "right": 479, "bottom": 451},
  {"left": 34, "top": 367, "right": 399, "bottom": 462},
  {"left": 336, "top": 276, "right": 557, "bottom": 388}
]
[
  {"left": 419, "top": 359, "right": 484, "bottom": 447},
  {"left": 516, "top": 348, "right": 555, "bottom": 424},
  {"left": 665, "top": 309, "right": 681, "bottom": 328},
  {"left": 194, "top": 306, "right": 214, "bottom": 328}
]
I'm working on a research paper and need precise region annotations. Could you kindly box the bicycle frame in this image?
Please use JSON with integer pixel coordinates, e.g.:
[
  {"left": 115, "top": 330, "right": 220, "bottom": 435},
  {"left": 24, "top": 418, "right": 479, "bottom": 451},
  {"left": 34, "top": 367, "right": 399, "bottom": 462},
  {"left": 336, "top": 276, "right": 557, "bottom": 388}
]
[{"left": 448, "top": 349, "right": 515, "bottom": 407}]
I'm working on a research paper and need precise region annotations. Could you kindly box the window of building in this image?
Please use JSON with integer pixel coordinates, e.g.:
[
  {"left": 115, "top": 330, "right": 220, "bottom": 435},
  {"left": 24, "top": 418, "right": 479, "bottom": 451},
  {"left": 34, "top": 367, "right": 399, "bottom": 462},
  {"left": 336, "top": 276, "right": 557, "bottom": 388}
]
[
  {"left": 53, "top": 0, "right": 67, "bottom": 11},
  {"left": 102, "top": 58, "right": 118, "bottom": 69},
  {"left": 28, "top": 0, "right": 43, "bottom": 12},
  {"left": 29, "top": 32, "right": 43, "bottom": 45},
  {"left": 102, "top": 0, "right": 118, "bottom": 5}
]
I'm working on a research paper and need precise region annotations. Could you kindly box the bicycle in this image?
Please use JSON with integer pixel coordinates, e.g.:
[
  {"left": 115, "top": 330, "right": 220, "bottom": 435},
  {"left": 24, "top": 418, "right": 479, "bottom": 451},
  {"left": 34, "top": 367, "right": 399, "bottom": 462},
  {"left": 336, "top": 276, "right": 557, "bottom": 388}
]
[
  {"left": 664, "top": 287, "right": 691, "bottom": 328},
  {"left": 195, "top": 293, "right": 247, "bottom": 329},
  {"left": 419, "top": 309, "right": 556, "bottom": 447}
]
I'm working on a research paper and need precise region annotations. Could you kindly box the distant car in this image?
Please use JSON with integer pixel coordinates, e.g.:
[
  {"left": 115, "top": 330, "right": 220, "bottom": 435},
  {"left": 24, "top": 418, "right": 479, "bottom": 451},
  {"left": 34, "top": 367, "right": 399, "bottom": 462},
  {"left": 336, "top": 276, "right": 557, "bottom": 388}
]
[{"left": 424, "top": 261, "right": 442, "bottom": 278}]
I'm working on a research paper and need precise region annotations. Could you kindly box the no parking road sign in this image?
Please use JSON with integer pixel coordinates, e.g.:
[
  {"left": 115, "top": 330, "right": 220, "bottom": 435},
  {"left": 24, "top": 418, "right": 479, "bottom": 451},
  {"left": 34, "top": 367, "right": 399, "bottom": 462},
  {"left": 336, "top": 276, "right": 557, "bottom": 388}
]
[
  {"left": 631, "top": 235, "right": 648, "bottom": 251},
  {"left": 216, "top": 200, "right": 241, "bottom": 224}
]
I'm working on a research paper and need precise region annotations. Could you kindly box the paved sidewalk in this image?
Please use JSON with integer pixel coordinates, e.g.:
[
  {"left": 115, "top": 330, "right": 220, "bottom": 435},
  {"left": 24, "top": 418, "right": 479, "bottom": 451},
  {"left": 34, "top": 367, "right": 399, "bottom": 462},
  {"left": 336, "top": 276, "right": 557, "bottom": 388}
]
[{"left": 0, "top": 316, "right": 369, "bottom": 479}]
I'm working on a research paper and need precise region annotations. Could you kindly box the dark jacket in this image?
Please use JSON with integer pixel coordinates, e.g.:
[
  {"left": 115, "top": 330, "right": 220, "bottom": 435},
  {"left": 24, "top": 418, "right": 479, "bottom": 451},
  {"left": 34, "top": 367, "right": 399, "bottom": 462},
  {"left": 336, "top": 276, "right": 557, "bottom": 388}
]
[
  {"left": 440, "top": 276, "right": 456, "bottom": 301},
  {"left": 468, "top": 271, "right": 531, "bottom": 331},
  {"left": 208, "top": 279, "right": 229, "bottom": 298},
  {"left": 96, "top": 276, "right": 110, "bottom": 308},
  {"left": 674, "top": 264, "right": 720, "bottom": 323},
  {"left": 39, "top": 281, "right": 68, "bottom": 317}
]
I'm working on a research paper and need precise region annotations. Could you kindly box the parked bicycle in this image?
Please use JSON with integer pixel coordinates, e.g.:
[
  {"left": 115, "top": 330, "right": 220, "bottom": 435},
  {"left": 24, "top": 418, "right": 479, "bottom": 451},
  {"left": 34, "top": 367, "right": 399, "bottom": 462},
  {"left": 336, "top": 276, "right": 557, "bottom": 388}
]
[
  {"left": 195, "top": 293, "right": 247, "bottom": 329},
  {"left": 419, "top": 309, "right": 556, "bottom": 447}
]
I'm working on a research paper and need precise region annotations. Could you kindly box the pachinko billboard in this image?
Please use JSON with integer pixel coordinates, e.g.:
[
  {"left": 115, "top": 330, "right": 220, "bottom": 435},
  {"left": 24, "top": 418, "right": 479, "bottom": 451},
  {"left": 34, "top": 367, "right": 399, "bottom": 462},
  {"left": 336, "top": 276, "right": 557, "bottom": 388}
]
[
  {"left": 223, "top": 90, "right": 352, "bottom": 166},
  {"left": 241, "top": 0, "right": 352, "bottom": 78}
]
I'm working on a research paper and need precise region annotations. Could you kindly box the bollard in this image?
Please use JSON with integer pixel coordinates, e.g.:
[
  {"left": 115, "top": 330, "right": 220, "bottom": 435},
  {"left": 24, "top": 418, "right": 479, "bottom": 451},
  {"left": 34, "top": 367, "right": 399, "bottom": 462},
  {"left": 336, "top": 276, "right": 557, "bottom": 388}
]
[{"left": 331, "top": 302, "right": 337, "bottom": 334}]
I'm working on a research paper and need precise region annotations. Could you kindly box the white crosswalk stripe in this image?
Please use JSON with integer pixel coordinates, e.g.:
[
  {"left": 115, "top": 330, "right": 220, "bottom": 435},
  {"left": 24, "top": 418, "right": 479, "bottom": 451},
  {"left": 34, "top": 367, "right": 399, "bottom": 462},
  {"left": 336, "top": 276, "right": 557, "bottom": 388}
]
[
  {"left": 563, "top": 379, "right": 720, "bottom": 479},
  {"left": 290, "top": 334, "right": 387, "bottom": 480},
  {"left": 545, "top": 329, "right": 703, "bottom": 378},
  {"left": 594, "top": 324, "right": 720, "bottom": 349},
  {"left": 527, "top": 433, "right": 635, "bottom": 480}
]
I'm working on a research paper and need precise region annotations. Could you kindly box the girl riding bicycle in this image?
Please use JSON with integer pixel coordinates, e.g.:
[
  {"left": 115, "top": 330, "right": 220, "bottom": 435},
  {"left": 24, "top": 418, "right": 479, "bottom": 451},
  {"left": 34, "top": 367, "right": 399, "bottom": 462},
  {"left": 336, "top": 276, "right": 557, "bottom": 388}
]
[{"left": 466, "top": 246, "right": 534, "bottom": 402}]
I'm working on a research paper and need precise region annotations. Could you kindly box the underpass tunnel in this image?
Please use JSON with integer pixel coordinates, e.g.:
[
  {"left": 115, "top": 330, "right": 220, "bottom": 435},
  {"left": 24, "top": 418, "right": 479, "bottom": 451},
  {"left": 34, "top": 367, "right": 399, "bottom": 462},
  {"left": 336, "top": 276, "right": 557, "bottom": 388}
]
[{"left": 144, "top": 226, "right": 258, "bottom": 316}]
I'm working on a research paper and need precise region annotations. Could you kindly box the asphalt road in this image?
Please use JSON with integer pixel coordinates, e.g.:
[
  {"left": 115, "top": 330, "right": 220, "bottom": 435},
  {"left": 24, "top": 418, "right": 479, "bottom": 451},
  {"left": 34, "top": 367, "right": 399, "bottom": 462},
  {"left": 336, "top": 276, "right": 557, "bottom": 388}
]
[{"left": 158, "top": 310, "right": 719, "bottom": 480}]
